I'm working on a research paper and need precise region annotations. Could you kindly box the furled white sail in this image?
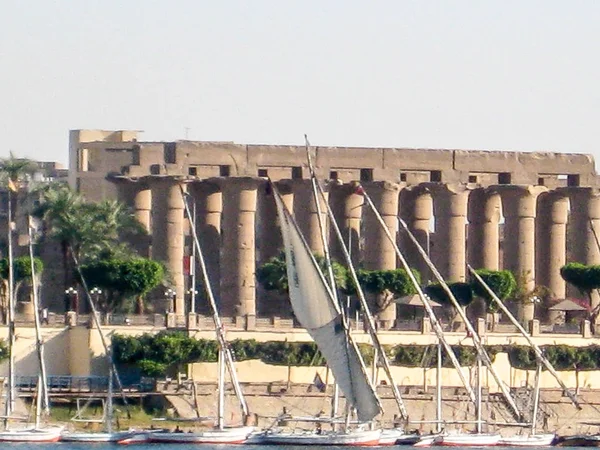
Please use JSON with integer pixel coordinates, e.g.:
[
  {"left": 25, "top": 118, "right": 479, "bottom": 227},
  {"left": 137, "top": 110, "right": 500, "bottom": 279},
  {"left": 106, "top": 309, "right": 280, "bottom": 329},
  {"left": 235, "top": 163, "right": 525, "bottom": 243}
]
[{"left": 273, "top": 186, "right": 381, "bottom": 422}]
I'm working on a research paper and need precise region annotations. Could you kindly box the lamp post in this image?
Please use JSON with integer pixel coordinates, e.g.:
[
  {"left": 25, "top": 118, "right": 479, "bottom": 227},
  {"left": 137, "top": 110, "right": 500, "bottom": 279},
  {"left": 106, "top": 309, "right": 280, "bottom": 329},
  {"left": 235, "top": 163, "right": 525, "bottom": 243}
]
[
  {"left": 165, "top": 288, "right": 176, "bottom": 314},
  {"left": 64, "top": 287, "right": 77, "bottom": 313},
  {"left": 187, "top": 287, "right": 199, "bottom": 314},
  {"left": 531, "top": 295, "right": 541, "bottom": 320},
  {"left": 90, "top": 287, "right": 102, "bottom": 308}
]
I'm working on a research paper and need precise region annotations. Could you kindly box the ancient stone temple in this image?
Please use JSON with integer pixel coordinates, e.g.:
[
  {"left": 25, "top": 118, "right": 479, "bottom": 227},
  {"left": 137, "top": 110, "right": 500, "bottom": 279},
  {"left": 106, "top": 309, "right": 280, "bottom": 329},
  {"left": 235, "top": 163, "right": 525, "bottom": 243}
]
[{"left": 69, "top": 129, "right": 600, "bottom": 326}]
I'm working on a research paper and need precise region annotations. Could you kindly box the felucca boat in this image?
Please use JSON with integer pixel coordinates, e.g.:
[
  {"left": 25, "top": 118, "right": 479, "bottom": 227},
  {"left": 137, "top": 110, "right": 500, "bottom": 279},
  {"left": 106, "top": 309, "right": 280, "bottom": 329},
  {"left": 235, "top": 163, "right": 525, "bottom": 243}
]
[
  {"left": 0, "top": 215, "right": 62, "bottom": 442},
  {"left": 256, "top": 182, "right": 382, "bottom": 446},
  {"left": 146, "top": 187, "right": 254, "bottom": 445}
]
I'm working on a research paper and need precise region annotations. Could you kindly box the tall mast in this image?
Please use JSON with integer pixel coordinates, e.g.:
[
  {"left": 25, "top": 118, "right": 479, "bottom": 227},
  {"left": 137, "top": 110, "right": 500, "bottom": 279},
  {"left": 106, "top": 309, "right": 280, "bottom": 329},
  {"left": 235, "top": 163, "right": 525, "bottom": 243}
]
[
  {"left": 304, "top": 138, "right": 408, "bottom": 420},
  {"left": 531, "top": 361, "right": 542, "bottom": 434},
  {"left": 304, "top": 137, "right": 342, "bottom": 421},
  {"left": 436, "top": 339, "right": 442, "bottom": 433},
  {"left": 393, "top": 215, "right": 521, "bottom": 419},
  {"left": 4, "top": 187, "right": 15, "bottom": 427},
  {"left": 28, "top": 215, "right": 49, "bottom": 424},
  {"left": 358, "top": 188, "right": 477, "bottom": 403},
  {"left": 468, "top": 265, "right": 581, "bottom": 410},
  {"left": 476, "top": 355, "right": 482, "bottom": 434},
  {"left": 217, "top": 348, "right": 225, "bottom": 430},
  {"left": 181, "top": 189, "right": 249, "bottom": 420}
]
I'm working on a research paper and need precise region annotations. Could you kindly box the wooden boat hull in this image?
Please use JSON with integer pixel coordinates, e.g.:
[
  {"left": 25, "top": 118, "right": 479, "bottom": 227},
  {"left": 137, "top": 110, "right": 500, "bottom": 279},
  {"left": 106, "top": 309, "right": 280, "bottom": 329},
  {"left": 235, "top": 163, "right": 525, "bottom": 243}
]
[
  {"left": 61, "top": 430, "right": 135, "bottom": 442},
  {"left": 148, "top": 426, "right": 254, "bottom": 444},
  {"left": 498, "top": 433, "right": 556, "bottom": 447},
  {"left": 557, "top": 434, "right": 600, "bottom": 447},
  {"left": 0, "top": 427, "right": 62, "bottom": 442},
  {"left": 439, "top": 433, "right": 501, "bottom": 447},
  {"left": 257, "top": 428, "right": 382, "bottom": 446}
]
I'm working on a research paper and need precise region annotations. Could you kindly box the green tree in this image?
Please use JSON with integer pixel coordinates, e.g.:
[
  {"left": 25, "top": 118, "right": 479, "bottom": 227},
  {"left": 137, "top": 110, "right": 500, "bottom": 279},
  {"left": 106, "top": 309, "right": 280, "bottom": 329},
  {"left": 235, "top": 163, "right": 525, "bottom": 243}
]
[
  {"left": 80, "top": 257, "right": 164, "bottom": 313},
  {"left": 256, "top": 251, "right": 348, "bottom": 294},
  {"left": 0, "top": 256, "right": 43, "bottom": 302},
  {"left": 470, "top": 269, "right": 517, "bottom": 313},
  {"left": 424, "top": 282, "right": 473, "bottom": 308},
  {"left": 560, "top": 262, "right": 600, "bottom": 328}
]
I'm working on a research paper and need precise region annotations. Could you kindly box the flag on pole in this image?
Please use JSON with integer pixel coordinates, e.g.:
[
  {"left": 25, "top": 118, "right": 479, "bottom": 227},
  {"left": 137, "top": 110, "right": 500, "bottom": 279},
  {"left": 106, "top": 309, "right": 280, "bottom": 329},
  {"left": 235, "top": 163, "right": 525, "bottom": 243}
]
[{"left": 7, "top": 178, "right": 17, "bottom": 192}]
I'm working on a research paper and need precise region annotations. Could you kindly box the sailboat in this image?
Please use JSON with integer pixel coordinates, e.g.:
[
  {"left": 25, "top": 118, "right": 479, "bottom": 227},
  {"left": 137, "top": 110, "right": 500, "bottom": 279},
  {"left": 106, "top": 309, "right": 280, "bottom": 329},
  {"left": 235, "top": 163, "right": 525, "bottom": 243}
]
[
  {"left": 60, "top": 254, "right": 135, "bottom": 442},
  {"left": 256, "top": 182, "right": 382, "bottom": 446},
  {"left": 147, "top": 188, "right": 254, "bottom": 445},
  {"left": 0, "top": 213, "right": 62, "bottom": 442}
]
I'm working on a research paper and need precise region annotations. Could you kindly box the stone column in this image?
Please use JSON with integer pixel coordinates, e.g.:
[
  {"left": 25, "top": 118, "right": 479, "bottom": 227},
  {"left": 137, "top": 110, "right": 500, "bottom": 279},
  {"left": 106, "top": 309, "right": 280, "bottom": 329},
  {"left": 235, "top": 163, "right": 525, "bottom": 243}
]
[
  {"left": 496, "top": 185, "right": 546, "bottom": 322},
  {"left": 400, "top": 186, "right": 433, "bottom": 284},
  {"left": 329, "top": 182, "right": 363, "bottom": 266},
  {"left": 293, "top": 180, "right": 329, "bottom": 256},
  {"left": 430, "top": 184, "right": 470, "bottom": 282},
  {"left": 151, "top": 176, "right": 186, "bottom": 313},
  {"left": 256, "top": 180, "right": 294, "bottom": 316},
  {"left": 536, "top": 192, "right": 569, "bottom": 300},
  {"left": 565, "top": 188, "right": 600, "bottom": 310},
  {"left": 467, "top": 189, "right": 501, "bottom": 270},
  {"left": 363, "top": 181, "right": 401, "bottom": 328},
  {"left": 188, "top": 180, "right": 222, "bottom": 313},
  {"left": 220, "top": 178, "right": 259, "bottom": 317},
  {"left": 111, "top": 177, "right": 152, "bottom": 257}
]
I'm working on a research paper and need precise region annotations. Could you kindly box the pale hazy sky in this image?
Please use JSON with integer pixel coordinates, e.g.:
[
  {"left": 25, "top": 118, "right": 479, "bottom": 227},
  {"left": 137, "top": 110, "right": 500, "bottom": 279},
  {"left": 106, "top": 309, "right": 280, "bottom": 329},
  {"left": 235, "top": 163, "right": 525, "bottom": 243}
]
[{"left": 1, "top": 1, "right": 599, "bottom": 166}]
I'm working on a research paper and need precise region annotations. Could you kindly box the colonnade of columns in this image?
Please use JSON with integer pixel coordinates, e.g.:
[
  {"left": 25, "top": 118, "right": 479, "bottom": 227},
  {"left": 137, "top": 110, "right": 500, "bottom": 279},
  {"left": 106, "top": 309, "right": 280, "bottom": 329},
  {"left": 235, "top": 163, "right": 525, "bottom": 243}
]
[{"left": 111, "top": 176, "right": 600, "bottom": 326}]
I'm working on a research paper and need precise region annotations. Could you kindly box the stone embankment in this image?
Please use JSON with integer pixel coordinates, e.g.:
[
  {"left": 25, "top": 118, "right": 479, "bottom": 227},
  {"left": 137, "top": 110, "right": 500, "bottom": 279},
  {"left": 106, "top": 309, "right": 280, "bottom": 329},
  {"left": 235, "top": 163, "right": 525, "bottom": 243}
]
[{"left": 159, "top": 381, "right": 600, "bottom": 436}]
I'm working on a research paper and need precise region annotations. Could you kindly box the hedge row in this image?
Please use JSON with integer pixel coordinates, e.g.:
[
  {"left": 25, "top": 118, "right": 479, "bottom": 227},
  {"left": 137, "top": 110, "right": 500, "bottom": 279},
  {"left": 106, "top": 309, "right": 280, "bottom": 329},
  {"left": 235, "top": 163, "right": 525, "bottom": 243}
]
[{"left": 111, "top": 333, "right": 600, "bottom": 376}]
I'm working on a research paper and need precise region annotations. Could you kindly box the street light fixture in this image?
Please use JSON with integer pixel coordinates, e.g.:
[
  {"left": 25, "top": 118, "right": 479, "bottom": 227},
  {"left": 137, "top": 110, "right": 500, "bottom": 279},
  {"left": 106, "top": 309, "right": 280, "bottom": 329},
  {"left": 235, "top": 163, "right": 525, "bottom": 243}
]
[
  {"left": 187, "top": 287, "right": 199, "bottom": 314},
  {"left": 165, "top": 288, "right": 176, "bottom": 313},
  {"left": 530, "top": 295, "right": 541, "bottom": 319},
  {"left": 65, "top": 287, "right": 77, "bottom": 312}
]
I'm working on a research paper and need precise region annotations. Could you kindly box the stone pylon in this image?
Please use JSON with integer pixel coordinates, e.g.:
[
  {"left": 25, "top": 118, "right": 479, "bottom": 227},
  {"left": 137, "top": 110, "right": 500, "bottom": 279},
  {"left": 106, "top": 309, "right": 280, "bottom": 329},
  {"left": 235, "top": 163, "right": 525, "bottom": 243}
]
[
  {"left": 150, "top": 176, "right": 187, "bottom": 313},
  {"left": 495, "top": 185, "right": 547, "bottom": 323},
  {"left": 467, "top": 188, "right": 501, "bottom": 270},
  {"left": 220, "top": 177, "right": 260, "bottom": 317},
  {"left": 362, "top": 181, "right": 402, "bottom": 328}
]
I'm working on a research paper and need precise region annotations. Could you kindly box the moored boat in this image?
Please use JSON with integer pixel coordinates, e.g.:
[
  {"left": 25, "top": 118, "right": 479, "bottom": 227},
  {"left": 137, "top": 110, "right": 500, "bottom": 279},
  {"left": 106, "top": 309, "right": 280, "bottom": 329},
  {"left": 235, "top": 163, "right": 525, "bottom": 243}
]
[
  {"left": 379, "top": 427, "right": 421, "bottom": 446},
  {"left": 498, "top": 433, "right": 556, "bottom": 447},
  {"left": 60, "top": 429, "right": 135, "bottom": 443},
  {"left": 148, "top": 426, "right": 255, "bottom": 444},
  {"left": 0, "top": 426, "right": 63, "bottom": 443},
  {"left": 438, "top": 432, "right": 501, "bottom": 447},
  {"left": 557, "top": 433, "right": 600, "bottom": 447},
  {"left": 257, "top": 428, "right": 382, "bottom": 446}
]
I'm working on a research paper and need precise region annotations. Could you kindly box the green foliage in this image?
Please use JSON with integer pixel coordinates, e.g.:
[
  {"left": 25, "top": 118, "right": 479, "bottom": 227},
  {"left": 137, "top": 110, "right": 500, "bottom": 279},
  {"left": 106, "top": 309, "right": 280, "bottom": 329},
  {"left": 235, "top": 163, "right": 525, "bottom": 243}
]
[
  {"left": 507, "top": 345, "right": 600, "bottom": 371},
  {"left": 560, "top": 263, "right": 600, "bottom": 295},
  {"left": 344, "top": 269, "right": 419, "bottom": 297},
  {"left": 425, "top": 282, "right": 473, "bottom": 307},
  {"left": 256, "top": 251, "right": 419, "bottom": 299},
  {"left": 0, "top": 256, "right": 43, "bottom": 283},
  {"left": 80, "top": 258, "right": 164, "bottom": 313},
  {"left": 0, "top": 339, "right": 8, "bottom": 362},
  {"left": 113, "top": 334, "right": 600, "bottom": 375},
  {"left": 470, "top": 269, "right": 517, "bottom": 313}
]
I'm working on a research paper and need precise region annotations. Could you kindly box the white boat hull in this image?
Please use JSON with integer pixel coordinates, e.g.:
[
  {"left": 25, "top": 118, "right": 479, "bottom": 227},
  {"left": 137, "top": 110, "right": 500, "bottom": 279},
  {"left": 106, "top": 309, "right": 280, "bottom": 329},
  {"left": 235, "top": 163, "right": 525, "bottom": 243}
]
[
  {"left": 61, "top": 430, "right": 135, "bottom": 443},
  {"left": 258, "top": 428, "right": 382, "bottom": 446},
  {"left": 439, "top": 432, "right": 501, "bottom": 447},
  {"left": 498, "top": 433, "right": 556, "bottom": 447},
  {"left": 149, "top": 426, "right": 254, "bottom": 444},
  {"left": 0, "top": 427, "right": 62, "bottom": 442}
]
